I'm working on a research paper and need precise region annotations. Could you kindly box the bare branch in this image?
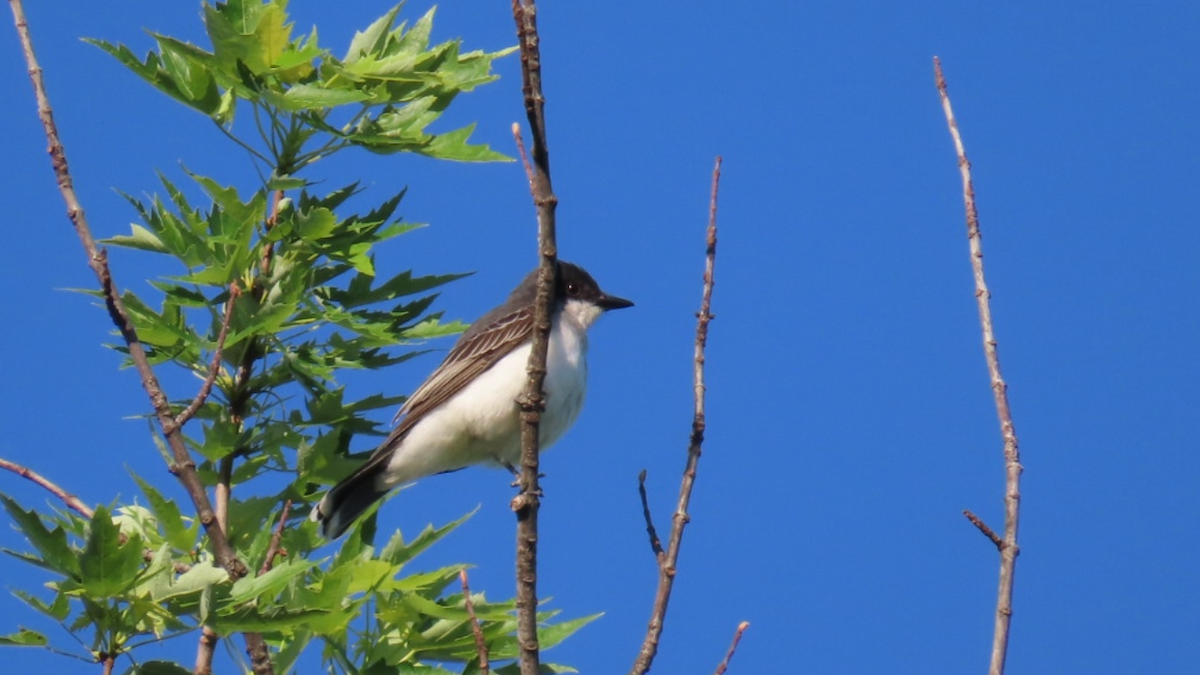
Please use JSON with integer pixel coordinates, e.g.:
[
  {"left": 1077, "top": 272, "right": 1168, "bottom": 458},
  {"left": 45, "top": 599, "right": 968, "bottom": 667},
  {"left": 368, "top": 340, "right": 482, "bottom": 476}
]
[
  {"left": 509, "top": 2, "right": 558, "bottom": 675},
  {"left": 460, "top": 569, "right": 490, "bottom": 675},
  {"left": 8, "top": 3, "right": 273, "bottom": 671},
  {"left": 629, "top": 156, "right": 722, "bottom": 675},
  {"left": 637, "top": 470, "right": 665, "bottom": 560},
  {"left": 173, "top": 283, "right": 241, "bottom": 429},
  {"left": 712, "top": 621, "right": 750, "bottom": 675},
  {"left": 0, "top": 457, "right": 95, "bottom": 519},
  {"left": 934, "top": 56, "right": 1024, "bottom": 675}
]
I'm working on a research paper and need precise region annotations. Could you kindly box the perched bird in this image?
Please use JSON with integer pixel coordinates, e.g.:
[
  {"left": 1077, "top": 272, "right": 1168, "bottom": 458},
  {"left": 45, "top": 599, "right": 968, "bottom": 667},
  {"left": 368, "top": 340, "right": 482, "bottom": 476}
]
[{"left": 312, "top": 261, "right": 633, "bottom": 538}]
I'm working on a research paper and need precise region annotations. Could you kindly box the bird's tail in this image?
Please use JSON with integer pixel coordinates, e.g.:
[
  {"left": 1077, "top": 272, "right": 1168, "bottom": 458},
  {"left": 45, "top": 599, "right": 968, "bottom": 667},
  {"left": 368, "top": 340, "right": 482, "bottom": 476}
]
[{"left": 310, "top": 456, "right": 391, "bottom": 540}]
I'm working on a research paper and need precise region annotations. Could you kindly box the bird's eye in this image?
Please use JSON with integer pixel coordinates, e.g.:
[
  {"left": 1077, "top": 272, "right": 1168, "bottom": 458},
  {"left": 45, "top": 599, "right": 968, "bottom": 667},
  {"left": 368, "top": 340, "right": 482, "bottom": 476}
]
[{"left": 566, "top": 282, "right": 580, "bottom": 296}]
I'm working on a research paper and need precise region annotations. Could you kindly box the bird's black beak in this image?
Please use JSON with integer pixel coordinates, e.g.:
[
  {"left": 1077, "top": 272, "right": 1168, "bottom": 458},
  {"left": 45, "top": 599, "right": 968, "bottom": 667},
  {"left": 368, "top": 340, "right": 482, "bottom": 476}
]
[{"left": 598, "top": 293, "right": 634, "bottom": 311}]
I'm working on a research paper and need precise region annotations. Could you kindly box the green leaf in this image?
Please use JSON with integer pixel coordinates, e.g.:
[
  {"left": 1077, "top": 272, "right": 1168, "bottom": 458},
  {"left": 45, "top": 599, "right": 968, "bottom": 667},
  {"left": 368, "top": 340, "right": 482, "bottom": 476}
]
[
  {"left": 0, "top": 494, "right": 81, "bottom": 577},
  {"left": 537, "top": 612, "right": 602, "bottom": 650},
  {"left": 0, "top": 627, "right": 49, "bottom": 647},
  {"left": 344, "top": 4, "right": 401, "bottom": 63},
  {"left": 280, "top": 83, "right": 370, "bottom": 110},
  {"left": 153, "top": 560, "right": 229, "bottom": 602},
  {"left": 382, "top": 508, "right": 475, "bottom": 568},
  {"left": 209, "top": 606, "right": 329, "bottom": 633},
  {"left": 130, "top": 471, "right": 198, "bottom": 551},
  {"left": 156, "top": 36, "right": 221, "bottom": 113},
  {"left": 123, "top": 660, "right": 194, "bottom": 675},
  {"left": 103, "top": 223, "right": 169, "bottom": 253},
  {"left": 267, "top": 174, "right": 308, "bottom": 191},
  {"left": 11, "top": 589, "right": 70, "bottom": 621},
  {"left": 418, "top": 123, "right": 510, "bottom": 162},
  {"left": 295, "top": 206, "right": 338, "bottom": 241},
  {"left": 224, "top": 558, "right": 314, "bottom": 606},
  {"left": 79, "top": 505, "right": 145, "bottom": 598}
]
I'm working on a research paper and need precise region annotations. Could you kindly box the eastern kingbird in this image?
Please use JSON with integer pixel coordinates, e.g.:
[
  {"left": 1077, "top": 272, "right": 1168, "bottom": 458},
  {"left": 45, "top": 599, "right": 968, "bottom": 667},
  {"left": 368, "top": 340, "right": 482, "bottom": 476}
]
[{"left": 312, "top": 261, "right": 633, "bottom": 539}]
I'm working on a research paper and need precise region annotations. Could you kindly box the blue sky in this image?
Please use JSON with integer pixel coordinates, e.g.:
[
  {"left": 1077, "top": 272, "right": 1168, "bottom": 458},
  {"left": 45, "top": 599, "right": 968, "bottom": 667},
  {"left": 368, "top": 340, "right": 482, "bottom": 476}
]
[{"left": 3, "top": 1, "right": 1199, "bottom": 673}]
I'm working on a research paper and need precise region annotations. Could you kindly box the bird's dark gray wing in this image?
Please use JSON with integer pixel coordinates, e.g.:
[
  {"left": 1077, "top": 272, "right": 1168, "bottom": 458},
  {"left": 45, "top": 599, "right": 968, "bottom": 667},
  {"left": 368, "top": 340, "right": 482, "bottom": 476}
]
[{"left": 371, "top": 304, "right": 534, "bottom": 456}]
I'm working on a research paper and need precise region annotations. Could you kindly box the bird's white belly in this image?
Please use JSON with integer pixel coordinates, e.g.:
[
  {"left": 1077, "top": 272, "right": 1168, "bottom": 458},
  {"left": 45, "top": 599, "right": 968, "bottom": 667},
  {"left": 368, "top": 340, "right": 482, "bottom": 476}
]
[{"left": 382, "top": 317, "right": 589, "bottom": 486}]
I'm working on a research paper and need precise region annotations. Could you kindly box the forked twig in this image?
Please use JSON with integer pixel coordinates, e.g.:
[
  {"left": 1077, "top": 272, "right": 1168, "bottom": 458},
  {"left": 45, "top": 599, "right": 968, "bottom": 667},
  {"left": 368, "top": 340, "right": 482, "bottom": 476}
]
[
  {"left": 629, "top": 156, "right": 722, "bottom": 675},
  {"left": 934, "top": 57, "right": 1023, "bottom": 675},
  {"left": 173, "top": 283, "right": 241, "bottom": 429}
]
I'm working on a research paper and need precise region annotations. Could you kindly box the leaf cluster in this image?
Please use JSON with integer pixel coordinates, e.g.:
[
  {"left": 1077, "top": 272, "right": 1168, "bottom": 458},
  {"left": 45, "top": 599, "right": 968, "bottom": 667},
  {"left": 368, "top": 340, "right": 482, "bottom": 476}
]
[
  {"left": 3, "top": 2, "right": 589, "bottom": 673},
  {"left": 1, "top": 496, "right": 593, "bottom": 673},
  {"left": 87, "top": 0, "right": 513, "bottom": 174}
]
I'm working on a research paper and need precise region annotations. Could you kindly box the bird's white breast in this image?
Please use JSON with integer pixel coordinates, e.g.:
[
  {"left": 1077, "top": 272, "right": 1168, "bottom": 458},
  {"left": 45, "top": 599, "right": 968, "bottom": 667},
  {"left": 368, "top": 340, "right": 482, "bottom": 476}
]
[{"left": 381, "top": 306, "right": 590, "bottom": 486}]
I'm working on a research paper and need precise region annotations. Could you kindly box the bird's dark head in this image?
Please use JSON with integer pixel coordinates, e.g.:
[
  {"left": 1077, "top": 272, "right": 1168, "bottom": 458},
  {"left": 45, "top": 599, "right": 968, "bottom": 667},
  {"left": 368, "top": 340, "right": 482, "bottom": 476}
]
[
  {"left": 508, "top": 261, "right": 633, "bottom": 329},
  {"left": 556, "top": 261, "right": 634, "bottom": 312}
]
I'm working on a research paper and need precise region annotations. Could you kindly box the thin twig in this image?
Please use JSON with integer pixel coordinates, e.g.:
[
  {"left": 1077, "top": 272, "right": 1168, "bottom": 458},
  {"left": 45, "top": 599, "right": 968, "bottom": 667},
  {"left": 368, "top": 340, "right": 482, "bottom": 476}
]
[
  {"left": 460, "top": 569, "right": 490, "bottom": 675},
  {"left": 0, "top": 457, "right": 95, "bottom": 519},
  {"left": 934, "top": 57, "right": 1023, "bottom": 675},
  {"left": 173, "top": 283, "right": 240, "bottom": 429},
  {"left": 711, "top": 621, "right": 750, "bottom": 675},
  {"left": 8, "top": 3, "right": 273, "bottom": 672},
  {"left": 637, "top": 470, "right": 665, "bottom": 560},
  {"left": 258, "top": 500, "right": 292, "bottom": 576},
  {"left": 509, "top": 2, "right": 558, "bottom": 675},
  {"left": 964, "top": 508, "right": 1004, "bottom": 549},
  {"left": 629, "top": 156, "right": 722, "bottom": 675},
  {"left": 511, "top": 123, "right": 535, "bottom": 189}
]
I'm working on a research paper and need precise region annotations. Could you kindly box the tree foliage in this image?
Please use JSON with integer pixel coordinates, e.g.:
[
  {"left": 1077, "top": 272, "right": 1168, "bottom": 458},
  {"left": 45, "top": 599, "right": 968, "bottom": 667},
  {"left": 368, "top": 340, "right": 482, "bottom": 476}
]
[{"left": 2, "top": 2, "right": 591, "bottom": 672}]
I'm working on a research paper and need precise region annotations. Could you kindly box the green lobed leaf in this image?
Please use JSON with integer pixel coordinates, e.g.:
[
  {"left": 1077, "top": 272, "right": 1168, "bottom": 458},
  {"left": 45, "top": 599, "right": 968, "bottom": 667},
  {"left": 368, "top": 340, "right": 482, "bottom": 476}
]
[
  {"left": 0, "top": 494, "right": 81, "bottom": 578},
  {"left": 382, "top": 508, "right": 476, "bottom": 568},
  {"left": 0, "top": 627, "right": 49, "bottom": 647},
  {"left": 103, "top": 223, "right": 170, "bottom": 253},
  {"left": 79, "top": 505, "right": 145, "bottom": 598},
  {"left": 129, "top": 471, "right": 198, "bottom": 551},
  {"left": 418, "top": 123, "right": 510, "bottom": 162},
  {"left": 122, "top": 660, "right": 194, "bottom": 675},
  {"left": 156, "top": 35, "right": 222, "bottom": 113},
  {"left": 537, "top": 613, "right": 601, "bottom": 651},
  {"left": 153, "top": 560, "right": 229, "bottom": 602},
  {"left": 224, "top": 558, "right": 314, "bottom": 607},
  {"left": 279, "top": 83, "right": 370, "bottom": 110},
  {"left": 344, "top": 3, "right": 401, "bottom": 63},
  {"left": 11, "top": 589, "right": 70, "bottom": 622}
]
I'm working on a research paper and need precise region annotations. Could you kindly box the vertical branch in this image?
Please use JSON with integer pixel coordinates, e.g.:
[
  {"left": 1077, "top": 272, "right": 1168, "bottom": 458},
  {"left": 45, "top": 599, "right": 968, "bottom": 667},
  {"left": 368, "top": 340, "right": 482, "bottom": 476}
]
[
  {"left": 8, "top": 3, "right": 274, "bottom": 673},
  {"left": 933, "top": 57, "right": 1023, "bottom": 675},
  {"left": 509, "top": 2, "right": 557, "bottom": 675},
  {"left": 629, "top": 156, "right": 722, "bottom": 675}
]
